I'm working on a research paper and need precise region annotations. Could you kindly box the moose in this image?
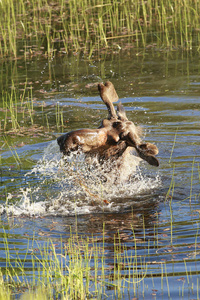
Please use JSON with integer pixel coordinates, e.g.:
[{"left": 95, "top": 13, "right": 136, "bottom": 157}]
[{"left": 57, "top": 81, "right": 159, "bottom": 173}]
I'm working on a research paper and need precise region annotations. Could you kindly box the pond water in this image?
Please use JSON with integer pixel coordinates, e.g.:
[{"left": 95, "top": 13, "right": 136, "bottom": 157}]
[{"left": 0, "top": 50, "right": 200, "bottom": 299}]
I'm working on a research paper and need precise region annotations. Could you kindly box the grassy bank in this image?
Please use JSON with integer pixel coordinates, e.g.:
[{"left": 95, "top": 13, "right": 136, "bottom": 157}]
[{"left": 0, "top": 0, "right": 200, "bottom": 59}]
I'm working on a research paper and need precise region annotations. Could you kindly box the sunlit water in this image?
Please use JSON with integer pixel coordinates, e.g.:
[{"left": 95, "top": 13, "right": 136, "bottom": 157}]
[
  {"left": 0, "top": 51, "right": 200, "bottom": 299},
  {"left": 0, "top": 140, "right": 162, "bottom": 217}
]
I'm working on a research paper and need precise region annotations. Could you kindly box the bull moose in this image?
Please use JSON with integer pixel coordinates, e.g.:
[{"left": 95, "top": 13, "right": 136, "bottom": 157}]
[{"left": 57, "top": 81, "right": 159, "bottom": 173}]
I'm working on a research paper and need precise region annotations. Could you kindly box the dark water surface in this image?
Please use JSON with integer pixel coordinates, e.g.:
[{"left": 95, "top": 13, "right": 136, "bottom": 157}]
[{"left": 0, "top": 51, "right": 200, "bottom": 299}]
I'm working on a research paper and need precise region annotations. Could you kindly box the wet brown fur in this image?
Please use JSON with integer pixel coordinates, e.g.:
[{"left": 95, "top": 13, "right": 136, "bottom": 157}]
[{"left": 57, "top": 81, "right": 159, "bottom": 167}]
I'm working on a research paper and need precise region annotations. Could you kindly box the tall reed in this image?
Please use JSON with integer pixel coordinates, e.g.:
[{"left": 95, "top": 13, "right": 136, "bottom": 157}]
[
  {"left": 1, "top": 230, "right": 148, "bottom": 299},
  {"left": 0, "top": 85, "right": 65, "bottom": 134},
  {"left": 0, "top": 87, "right": 34, "bottom": 133},
  {"left": 0, "top": 0, "right": 200, "bottom": 59}
]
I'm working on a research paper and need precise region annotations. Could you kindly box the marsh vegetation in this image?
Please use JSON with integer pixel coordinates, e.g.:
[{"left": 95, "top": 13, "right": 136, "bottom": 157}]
[{"left": 1, "top": 0, "right": 200, "bottom": 59}]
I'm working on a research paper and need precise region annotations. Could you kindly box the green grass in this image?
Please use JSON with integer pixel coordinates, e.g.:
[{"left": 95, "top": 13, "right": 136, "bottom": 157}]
[
  {"left": 0, "top": 85, "right": 65, "bottom": 135},
  {"left": 1, "top": 204, "right": 200, "bottom": 300},
  {"left": 0, "top": 0, "right": 200, "bottom": 59},
  {"left": 0, "top": 229, "right": 149, "bottom": 299}
]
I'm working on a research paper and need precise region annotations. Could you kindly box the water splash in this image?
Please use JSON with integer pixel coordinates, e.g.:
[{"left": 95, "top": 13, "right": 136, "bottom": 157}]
[{"left": 1, "top": 140, "right": 162, "bottom": 216}]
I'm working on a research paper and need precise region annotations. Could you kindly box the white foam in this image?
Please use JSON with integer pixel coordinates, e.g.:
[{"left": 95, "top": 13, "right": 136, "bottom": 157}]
[{"left": 1, "top": 140, "right": 162, "bottom": 216}]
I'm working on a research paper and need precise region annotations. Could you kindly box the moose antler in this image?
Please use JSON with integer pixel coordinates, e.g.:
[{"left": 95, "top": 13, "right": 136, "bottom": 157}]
[
  {"left": 98, "top": 81, "right": 118, "bottom": 119},
  {"left": 127, "top": 131, "right": 159, "bottom": 166}
]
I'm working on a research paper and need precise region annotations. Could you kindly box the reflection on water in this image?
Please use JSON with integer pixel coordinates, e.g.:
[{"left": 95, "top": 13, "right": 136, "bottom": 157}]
[{"left": 0, "top": 51, "right": 200, "bottom": 299}]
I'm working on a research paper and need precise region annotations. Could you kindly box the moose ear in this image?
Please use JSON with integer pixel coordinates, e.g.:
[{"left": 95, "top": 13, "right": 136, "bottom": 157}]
[
  {"left": 139, "top": 143, "right": 159, "bottom": 156},
  {"left": 135, "top": 148, "right": 159, "bottom": 166},
  {"left": 137, "top": 143, "right": 159, "bottom": 166},
  {"left": 142, "top": 154, "right": 159, "bottom": 167},
  {"left": 117, "top": 102, "right": 128, "bottom": 121}
]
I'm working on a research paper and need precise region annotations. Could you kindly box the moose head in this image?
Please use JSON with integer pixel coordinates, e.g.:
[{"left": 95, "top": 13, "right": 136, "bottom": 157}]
[{"left": 57, "top": 81, "right": 159, "bottom": 167}]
